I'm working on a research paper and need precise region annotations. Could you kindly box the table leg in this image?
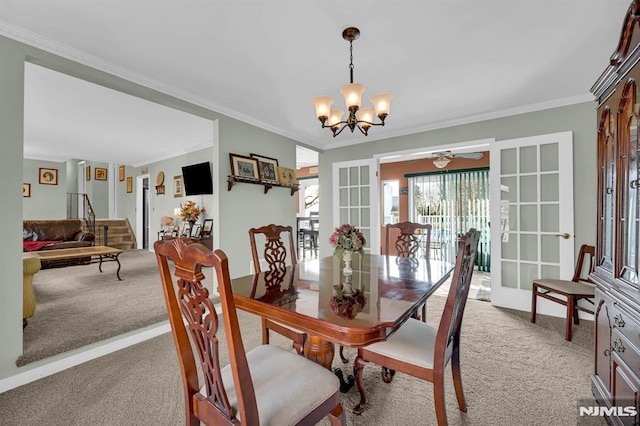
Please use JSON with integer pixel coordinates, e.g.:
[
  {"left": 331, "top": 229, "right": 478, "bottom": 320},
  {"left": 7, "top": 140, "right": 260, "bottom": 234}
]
[
  {"left": 304, "top": 335, "right": 354, "bottom": 393},
  {"left": 98, "top": 254, "right": 122, "bottom": 281},
  {"left": 114, "top": 253, "right": 122, "bottom": 281}
]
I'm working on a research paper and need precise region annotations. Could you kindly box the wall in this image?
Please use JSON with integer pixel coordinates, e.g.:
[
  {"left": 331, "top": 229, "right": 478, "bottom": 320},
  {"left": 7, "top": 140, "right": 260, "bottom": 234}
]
[
  {"left": 319, "top": 102, "right": 597, "bottom": 259},
  {"left": 22, "top": 159, "right": 68, "bottom": 219}
]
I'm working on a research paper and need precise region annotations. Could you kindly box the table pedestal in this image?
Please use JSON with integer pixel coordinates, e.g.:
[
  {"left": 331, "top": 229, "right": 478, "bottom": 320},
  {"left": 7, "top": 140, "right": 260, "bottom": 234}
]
[{"left": 304, "top": 335, "right": 354, "bottom": 392}]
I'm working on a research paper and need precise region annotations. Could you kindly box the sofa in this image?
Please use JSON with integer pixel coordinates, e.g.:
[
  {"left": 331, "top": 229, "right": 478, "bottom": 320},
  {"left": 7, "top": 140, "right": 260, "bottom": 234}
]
[{"left": 23, "top": 219, "right": 95, "bottom": 252}]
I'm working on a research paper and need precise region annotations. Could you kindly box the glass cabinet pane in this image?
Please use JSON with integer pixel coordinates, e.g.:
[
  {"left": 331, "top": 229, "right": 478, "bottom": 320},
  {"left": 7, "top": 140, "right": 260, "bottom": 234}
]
[{"left": 599, "top": 107, "right": 615, "bottom": 272}]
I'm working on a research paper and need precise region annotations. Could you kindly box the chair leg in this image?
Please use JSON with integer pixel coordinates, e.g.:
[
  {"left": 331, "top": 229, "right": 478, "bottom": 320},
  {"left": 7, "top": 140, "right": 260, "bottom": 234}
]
[
  {"left": 530, "top": 285, "right": 538, "bottom": 323},
  {"left": 451, "top": 347, "right": 467, "bottom": 412},
  {"left": 261, "top": 318, "right": 270, "bottom": 345},
  {"left": 327, "top": 403, "right": 346, "bottom": 425},
  {"left": 433, "top": 374, "right": 448, "bottom": 426},
  {"left": 339, "top": 345, "right": 349, "bottom": 364},
  {"left": 381, "top": 367, "right": 396, "bottom": 383},
  {"left": 573, "top": 299, "right": 580, "bottom": 325},
  {"left": 353, "top": 356, "right": 368, "bottom": 415},
  {"left": 565, "top": 295, "right": 575, "bottom": 341}
]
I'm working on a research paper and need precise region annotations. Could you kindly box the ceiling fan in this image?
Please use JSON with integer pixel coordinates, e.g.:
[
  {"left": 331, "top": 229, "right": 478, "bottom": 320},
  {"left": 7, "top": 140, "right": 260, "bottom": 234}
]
[{"left": 426, "top": 151, "right": 484, "bottom": 168}]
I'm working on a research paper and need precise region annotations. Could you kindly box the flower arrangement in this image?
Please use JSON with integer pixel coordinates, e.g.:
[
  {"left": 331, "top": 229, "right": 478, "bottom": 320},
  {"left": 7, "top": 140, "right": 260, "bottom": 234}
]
[
  {"left": 329, "top": 289, "right": 367, "bottom": 319},
  {"left": 179, "top": 200, "right": 205, "bottom": 222},
  {"left": 329, "top": 224, "right": 366, "bottom": 258}
]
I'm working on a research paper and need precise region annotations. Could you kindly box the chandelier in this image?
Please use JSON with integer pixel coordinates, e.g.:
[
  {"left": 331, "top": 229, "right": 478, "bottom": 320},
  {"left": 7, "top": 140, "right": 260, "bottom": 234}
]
[
  {"left": 433, "top": 157, "right": 451, "bottom": 169},
  {"left": 312, "top": 27, "right": 392, "bottom": 137}
]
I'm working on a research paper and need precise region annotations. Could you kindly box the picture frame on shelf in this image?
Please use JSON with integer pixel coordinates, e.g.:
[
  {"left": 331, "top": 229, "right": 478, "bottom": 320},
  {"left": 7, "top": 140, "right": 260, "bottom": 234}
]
[
  {"left": 180, "top": 221, "right": 190, "bottom": 237},
  {"left": 202, "top": 219, "right": 213, "bottom": 238},
  {"left": 39, "top": 168, "right": 58, "bottom": 185},
  {"left": 276, "top": 166, "right": 298, "bottom": 185},
  {"left": 23, "top": 183, "right": 31, "bottom": 198},
  {"left": 250, "top": 153, "right": 279, "bottom": 182},
  {"left": 230, "top": 153, "right": 259, "bottom": 179},
  {"left": 86, "top": 166, "right": 91, "bottom": 181},
  {"left": 95, "top": 167, "right": 107, "bottom": 181},
  {"left": 126, "top": 177, "right": 133, "bottom": 193},
  {"left": 191, "top": 224, "right": 202, "bottom": 239},
  {"left": 119, "top": 165, "right": 125, "bottom": 181},
  {"left": 173, "top": 175, "right": 184, "bottom": 197}
]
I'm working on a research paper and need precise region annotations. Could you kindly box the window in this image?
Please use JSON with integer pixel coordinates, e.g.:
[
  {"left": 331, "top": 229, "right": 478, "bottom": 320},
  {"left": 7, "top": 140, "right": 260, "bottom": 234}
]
[{"left": 382, "top": 180, "right": 399, "bottom": 225}]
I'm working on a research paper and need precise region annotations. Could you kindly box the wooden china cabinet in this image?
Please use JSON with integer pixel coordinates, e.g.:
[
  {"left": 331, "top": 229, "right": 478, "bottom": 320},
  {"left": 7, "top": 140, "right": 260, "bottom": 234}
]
[{"left": 591, "top": 3, "right": 640, "bottom": 425}]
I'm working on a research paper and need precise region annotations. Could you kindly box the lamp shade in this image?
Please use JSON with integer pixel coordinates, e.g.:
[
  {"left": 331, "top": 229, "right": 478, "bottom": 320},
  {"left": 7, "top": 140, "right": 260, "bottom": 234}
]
[
  {"left": 329, "top": 109, "right": 344, "bottom": 128},
  {"left": 340, "top": 83, "right": 365, "bottom": 108},
  {"left": 371, "top": 93, "right": 393, "bottom": 116},
  {"left": 359, "top": 107, "right": 374, "bottom": 126},
  {"left": 433, "top": 157, "right": 451, "bottom": 169},
  {"left": 312, "top": 96, "right": 334, "bottom": 119},
  {"left": 173, "top": 208, "right": 181, "bottom": 216}
]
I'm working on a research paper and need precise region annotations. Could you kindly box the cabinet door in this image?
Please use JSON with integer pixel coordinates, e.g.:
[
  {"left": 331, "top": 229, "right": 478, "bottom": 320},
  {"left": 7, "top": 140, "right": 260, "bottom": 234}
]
[
  {"left": 597, "top": 105, "right": 616, "bottom": 274},
  {"left": 595, "top": 289, "right": 613, "bottom": 396},
  {"left": 616, "top": 78, "right": 640, "bottom": 290},
  {"left": 612, "top": 353, "right": 640, "bottom": 426}
]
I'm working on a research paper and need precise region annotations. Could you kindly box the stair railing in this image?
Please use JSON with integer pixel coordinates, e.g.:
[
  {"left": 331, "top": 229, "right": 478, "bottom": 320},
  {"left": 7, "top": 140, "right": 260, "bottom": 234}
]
[{"left": 66, "top": 192, "right": 108, "bottom": 246}]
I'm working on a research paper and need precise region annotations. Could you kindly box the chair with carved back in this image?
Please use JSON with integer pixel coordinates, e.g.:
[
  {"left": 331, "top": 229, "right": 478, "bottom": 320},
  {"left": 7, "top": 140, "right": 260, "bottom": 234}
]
[
  {"left": 385, "top": 221, "right": 433, "bottom": 321},
  {"left": 531, "top": 244, "right": 596, "bottom": 341},
  {"left": 154, "top": 238, "right": 345, "bottom": 426},
  {"left": 249, "top": 224, "right": 307, "bottom": 356},
  {"left": 353, "top": 228, "right": 480, "bottom": 425}
]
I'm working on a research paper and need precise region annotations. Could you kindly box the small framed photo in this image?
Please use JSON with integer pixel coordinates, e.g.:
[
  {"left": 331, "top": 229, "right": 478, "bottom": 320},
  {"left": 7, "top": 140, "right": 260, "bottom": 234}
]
[
  {"left": 180, "top": 221, "right": 190, "bottom": 237},
  {"left": 191, "top": 224, "right": 202, "bottom": 239},
  {"left": 126, "top": 176, "right": 133, "bottom": 193},
  {"left": 119, "top": 165, "right": 125, "bottom": 181},
  {"left": 202, "top": 219, "right": 213, "bottom": 237},
  {"left": 95, "top": 167, "right": 107, "bottom": 181},
  {"left": 277, "top": 166, "right": 298, "bottom": 185},
  {"left": 173, "top": 175, "right": 184, "bottom": 197},
  {"left": 86, "top": 166, "right": 91, "bottom": 181},
  {"left": 250, "top": 153, "right": 279, "bottom": 182},
  {"left": 23, "top": 183, "right": 31, "bottom": 198},
  {"left": 230, "top": 153, "right": 259, "bottom": 179},
  {"left": 39, "top": 168, "right": 58, "bottom": 185}
]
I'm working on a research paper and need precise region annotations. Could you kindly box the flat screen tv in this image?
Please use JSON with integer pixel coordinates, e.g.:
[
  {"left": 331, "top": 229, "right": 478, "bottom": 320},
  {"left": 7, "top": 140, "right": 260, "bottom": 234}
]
[{"left": 182, "top": 162, "right": 213, "bottom": 195}]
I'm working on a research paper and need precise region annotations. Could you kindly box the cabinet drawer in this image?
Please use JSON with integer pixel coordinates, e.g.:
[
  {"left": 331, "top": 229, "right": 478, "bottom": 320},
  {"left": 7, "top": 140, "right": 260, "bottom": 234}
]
[
  {"left": 612, "top": 303, "right": 640, "bottom": 348},
  {"left": 612, "top": 328, "right": 640, "bottom": 380}
]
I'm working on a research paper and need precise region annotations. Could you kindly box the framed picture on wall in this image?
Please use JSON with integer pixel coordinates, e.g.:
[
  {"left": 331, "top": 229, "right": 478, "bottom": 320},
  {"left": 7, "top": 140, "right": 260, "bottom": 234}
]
[
  {"left": 126, "top": 176, "right": 133, "bottom": 193},
  {"left": 95, "top": 167, "right": 107, "bottom": 181},
  {"left": 250, "top": 153, "right": 279, "bottom": 182},
  {"left": 86, "top": 166, "right": 91, "bottom": 181},
  {"left": 23, "top": 183, "right": 31, "bottom": 198},
  {"left": 119, "top": 165, "right": 125, "bottom": 181},
  {"left": 173, "top": 175, "right": 184, "bottom": 197},
  {"left": 39, "top": 168, "right": 58, "bottom": 185},
  {"left": 230, "top": 153, "right": 259, "bottom": 179}
]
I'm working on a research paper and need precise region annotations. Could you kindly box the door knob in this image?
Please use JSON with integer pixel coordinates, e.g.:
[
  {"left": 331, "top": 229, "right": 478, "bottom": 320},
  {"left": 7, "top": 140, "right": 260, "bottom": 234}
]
[{"left": 554, "top": 233, "right": 570, "bottom": 239}]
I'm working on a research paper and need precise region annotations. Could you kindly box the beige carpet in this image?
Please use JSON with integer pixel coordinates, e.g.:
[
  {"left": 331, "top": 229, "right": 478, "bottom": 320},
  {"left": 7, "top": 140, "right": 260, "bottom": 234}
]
[
  {"left": 18, "top": 249, "right": 219, "bottom": 366},
  {"left": 1, "top": 291, "right": 604, "bottom": 425}
]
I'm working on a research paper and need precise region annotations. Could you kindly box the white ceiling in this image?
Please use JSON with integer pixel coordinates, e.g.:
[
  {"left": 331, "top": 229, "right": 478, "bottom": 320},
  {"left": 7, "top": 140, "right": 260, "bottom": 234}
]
[{"left": 0, "top": 0, "right": 631, "bottom": 167}]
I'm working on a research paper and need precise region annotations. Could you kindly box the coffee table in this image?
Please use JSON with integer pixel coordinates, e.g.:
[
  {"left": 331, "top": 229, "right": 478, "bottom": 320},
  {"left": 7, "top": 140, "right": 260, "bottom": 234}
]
[{"left": 25, "top": 246, "right": 124, "bottom": 280}]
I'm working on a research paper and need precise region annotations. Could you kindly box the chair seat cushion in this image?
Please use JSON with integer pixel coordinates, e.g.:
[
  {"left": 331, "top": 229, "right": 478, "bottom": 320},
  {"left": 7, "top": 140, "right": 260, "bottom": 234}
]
[
  {"left": 364, "top": 318, "right": 439, "bottom": 369},
  {"left": 214, "top": 344, "right": 339, "bottom": 424},
  {"left": 533, "top": 279, "right": 595, "bottom": 296}
]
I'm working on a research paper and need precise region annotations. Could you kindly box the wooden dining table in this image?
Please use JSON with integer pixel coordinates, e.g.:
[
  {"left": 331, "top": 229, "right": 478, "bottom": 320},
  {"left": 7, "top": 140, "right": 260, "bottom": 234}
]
[{"left": 231, "top": 253, "right": 454, "bottom": 390}]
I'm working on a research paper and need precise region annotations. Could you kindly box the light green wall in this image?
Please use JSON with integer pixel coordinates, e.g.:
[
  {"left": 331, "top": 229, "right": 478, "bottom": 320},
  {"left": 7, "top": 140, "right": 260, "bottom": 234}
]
[
  {"left": 0, "top": 35, "right": 299, "bottom": 380},
  {"left": 319, "top": 102, "right": 597, "bottom": 257},
  {"left": 22, "top": 159, "right": 67, "bottom": 219}
]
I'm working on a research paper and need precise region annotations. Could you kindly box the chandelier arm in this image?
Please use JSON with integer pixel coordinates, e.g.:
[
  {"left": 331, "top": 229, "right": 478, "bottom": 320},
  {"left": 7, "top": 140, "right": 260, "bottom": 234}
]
[
  {"left": 356, "top": 124, "right": 368, "bottom": 136},
  {"left": 331, "top": 124, "right": 349, "bottom": 137}
]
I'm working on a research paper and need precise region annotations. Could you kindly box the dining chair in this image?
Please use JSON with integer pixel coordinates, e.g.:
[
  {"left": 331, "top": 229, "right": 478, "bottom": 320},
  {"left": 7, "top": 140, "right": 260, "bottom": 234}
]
[
  {"left": 353, "top": 228, "right": 480, "bottom": 425},
  {"left": 531, "top": 244, "right": 596, "bottom": 341},
  {"left": 154, "top": 238, "right": 345, "bottom": 426},
  {"left": 249, "top": 224, "right": 307, "bottom": 355},
  {"left": 385, "top": 221, "right": 433, "bottom": 321}
]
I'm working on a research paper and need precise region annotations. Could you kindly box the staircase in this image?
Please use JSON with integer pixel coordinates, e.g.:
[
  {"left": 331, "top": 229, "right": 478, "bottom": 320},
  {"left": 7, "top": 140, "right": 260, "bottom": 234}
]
[{"left": 94, "top": 218, "right": 136, "bottom": 250}]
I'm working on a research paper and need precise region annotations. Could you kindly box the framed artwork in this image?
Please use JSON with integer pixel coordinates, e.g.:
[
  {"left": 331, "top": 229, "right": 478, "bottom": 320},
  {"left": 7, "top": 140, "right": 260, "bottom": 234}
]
[
  {"left": 202, "top": 219, "right": 213, "bottom": 237},
  {"left": 119, "top": 165, "right": 125, "bottom": 181},
  {"left": 277, "top": 166, "right": 298, "bottom": 185},
  {"left": 23, "top": 183, "right": 31, "bottom": 198},
  {"left": 86, "top": 166, "right": 91, "bottom": 181},
  {"left": 229, "top": 153, "right": 259, "bottom": 179},
  {"left": 95, "top": 167, "right": 107, "bottom": 181},
  {"left": 250, "top": 153, "right": 279, "bottom": 182},
  {"left": 173, "top": 175, "right": 184, "bottom": 197},
  {"left": 39, "top": 168, "right": 58, "bottom": 185},
  {"left": 126, "top": 176, "right": 133, "bottom": 193},
  {"left": 180, "top": 221, "right": 191, "bottom": 237},
  {"left": 191, "top": 224, "right": 202, "bottom": 239}
]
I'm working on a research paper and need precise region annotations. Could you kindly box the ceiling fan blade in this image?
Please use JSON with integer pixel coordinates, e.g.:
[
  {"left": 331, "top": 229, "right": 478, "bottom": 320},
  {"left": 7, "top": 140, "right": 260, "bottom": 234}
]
[{"left": 454, "top": 152, "right": 484, "bottom": 160}]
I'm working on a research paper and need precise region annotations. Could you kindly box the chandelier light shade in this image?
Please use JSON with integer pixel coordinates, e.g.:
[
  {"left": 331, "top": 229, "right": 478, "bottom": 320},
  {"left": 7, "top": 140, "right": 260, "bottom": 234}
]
[
  {"left": 312, "top": 27, "right": 392, "bottom": 137},
  {"left": 433, "top": 157, "right": 451, "bottom": 169}
]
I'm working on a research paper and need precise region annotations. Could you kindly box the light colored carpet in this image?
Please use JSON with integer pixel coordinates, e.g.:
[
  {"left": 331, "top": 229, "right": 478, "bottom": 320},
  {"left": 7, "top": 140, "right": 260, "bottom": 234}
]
[
  {"left": 18, "top": 249, "right": 219, "bottom": 366},
  {"left": 1, "top": 290, "right": 604, "bottom": 425}
]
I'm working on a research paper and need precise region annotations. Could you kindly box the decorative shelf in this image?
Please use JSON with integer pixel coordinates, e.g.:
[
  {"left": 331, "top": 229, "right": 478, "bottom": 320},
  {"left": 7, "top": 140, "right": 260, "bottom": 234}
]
[{"left": 227, "top": 175, "right": 299, "bottom": 196}]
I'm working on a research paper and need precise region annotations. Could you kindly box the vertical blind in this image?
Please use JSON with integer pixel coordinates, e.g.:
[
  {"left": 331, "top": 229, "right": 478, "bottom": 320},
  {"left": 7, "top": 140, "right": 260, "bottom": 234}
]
[{"left": 407, "top": 168, "right": 491, "bottom": 271}]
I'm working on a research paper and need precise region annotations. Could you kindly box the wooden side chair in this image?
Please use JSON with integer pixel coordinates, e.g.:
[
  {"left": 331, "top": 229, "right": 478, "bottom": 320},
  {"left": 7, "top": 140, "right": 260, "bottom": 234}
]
[
  {"left": 249, "top": 224, "right": 307, "bottom": 356},
  {"left": 353, "top": 228, "right": 481, "bottom": 425},
  {"left": 385, "top": 221, "right": 433, "bottom": 321},
  {"left": 154, "top": 238, "right": 345, "bottom": 426},
  {"left": 531, "top": 244, "right": 596, "bottom": 341}
]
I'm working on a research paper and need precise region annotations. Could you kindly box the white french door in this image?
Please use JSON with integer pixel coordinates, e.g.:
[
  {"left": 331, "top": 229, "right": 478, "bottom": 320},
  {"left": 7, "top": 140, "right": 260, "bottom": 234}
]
[
  {"left": 490, "top": 131, "right": 575, "bottom": 314},
  {"left": 332, "top": 159, "right": 380, "bottom": 255}
]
